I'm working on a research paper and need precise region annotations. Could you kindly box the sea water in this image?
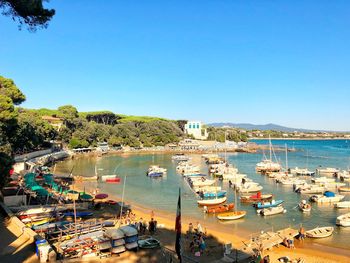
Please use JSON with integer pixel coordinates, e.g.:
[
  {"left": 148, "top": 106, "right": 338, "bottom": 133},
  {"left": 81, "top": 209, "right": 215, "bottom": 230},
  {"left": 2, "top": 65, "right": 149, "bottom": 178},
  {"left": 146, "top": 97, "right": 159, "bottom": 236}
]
[{"left": 55, "top": 139, "right": 350, "bottom": 249}]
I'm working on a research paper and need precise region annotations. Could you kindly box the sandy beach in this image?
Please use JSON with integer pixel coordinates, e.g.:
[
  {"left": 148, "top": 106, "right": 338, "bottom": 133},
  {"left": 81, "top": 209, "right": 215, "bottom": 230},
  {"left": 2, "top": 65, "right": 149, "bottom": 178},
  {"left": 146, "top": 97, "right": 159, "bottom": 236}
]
[{"left": 74, "top": 182, "right": 350, "bottom": 263}]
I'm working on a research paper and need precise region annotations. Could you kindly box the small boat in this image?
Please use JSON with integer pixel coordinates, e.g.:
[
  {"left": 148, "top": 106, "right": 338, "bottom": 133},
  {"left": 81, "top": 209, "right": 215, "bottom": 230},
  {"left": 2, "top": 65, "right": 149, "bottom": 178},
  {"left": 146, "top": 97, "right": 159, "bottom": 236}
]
[
  {"left": 338, "top": 186, "right": 350, "bottom": 192},
  {"left": 147, "top": 165, "right": 166, "bottom": 177},
  {"left": 311, "top": 177, "right": 335, "bottom": 184},
  {"left": 106, "top": 177, "right": 121, "bottom": 183},
  {"left": 197, "top": 196, "right": 227, "bottom": 206},
  {"left": 310, "top": 191, "right": 344, "bottom": 203},
  {"left": 190, "top": 178, "right": 216, "bottom": 187},
  {"left": 316, "top": 167, "right": 340, "bottom": 175},
  {"left": 305, "top": 226, "right": 334, "bottom": 238},
  {"left": 204, "top": 203, "right": 234, "bottom": 213},
  {"left": 255, "top": 200, "right": 284, "bottom": 209},
  {"left": 101, "top": 174, "right": 118, "bottom": 181},
  {"left": 336, "top": 213, "right": 350, "bottom": 227},
  {"left": 298, "top": 200, "right": 311, "bottom": 213},
  {"left": 290, "top": 167, "right": 315, "bottom": 176},
  {"left": 295, "top": 184, "right": 325, "bottom": 194},
  {"left": 138, "top": 237, "right": 161, "bottom": 249},
  {"left": 25, "top": 218, "right": 53, "bottom": 227},
  {"left": 172, "top": 154, "right": 191, "bottom": 161},
  {"left": 217, "top": 211, "right": 246, "bottom": 220},
  {"left": 200, "top": 190, "right": 227, "bottom": 198},
  {"left": 240, "top": 192, "right": 273, "bottom": 203},
  {"left": 334, "top": 201, "right": 350, "bottom": 209},
  {"left": 238, "top": 184, "right": 263, "bottom": 193},
  {"left": 259, "top": 206, "right": 286, "bottom": 216},
  {"left": 32, "top": 221, "right": 70, "bottom": 232}
]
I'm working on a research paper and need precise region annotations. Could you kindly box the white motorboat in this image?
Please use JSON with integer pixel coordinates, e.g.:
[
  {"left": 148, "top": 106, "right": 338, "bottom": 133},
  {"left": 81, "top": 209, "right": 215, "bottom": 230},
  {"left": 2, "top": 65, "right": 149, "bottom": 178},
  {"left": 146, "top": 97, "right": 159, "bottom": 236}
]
[
  {"left": 316, "top": 167, "right": 339, "bottom": 175},
  {"left": 336, "top": 213, "right": 350, "bottom": 227},
  {"left": 339, "top": 170, "right": 350, "bottom": 181},
  {"left": 297, "top": 185, "right": 325, "bottom": 194},
  {"left": 318, "top": 182, "right": 346, "bottom": 190},
  {"left": 172, "top": 154, "right": 191, "bottom": 161},
  {"left": 305, "top": 226, "right": 334, "bottom": 238},
  {"left": 334, "top": 201, "right": 350, "bottom": 209},
  {"left": 311, "top": 177, "right": 335, "bottom": 184},
  {"left": 191, "top": 178, "right": 216, "bottom": 187},
  {"left": 290, "top": 167, "right": 315, "bottom": 176},
  {"left": 197, "top": 196, "right": 227, "bottom": 206},
  {"left": 238, "top": 184, "right": 263, "bottom": 193},
  {"left": 221, "top": 173, "right": 247, "bottom": 181},
  {"left": 310, "top": 192, "right": 344, "bottom": 203},
  {"left": 259, "top": 206, "right": 286, "bottom": 216}
]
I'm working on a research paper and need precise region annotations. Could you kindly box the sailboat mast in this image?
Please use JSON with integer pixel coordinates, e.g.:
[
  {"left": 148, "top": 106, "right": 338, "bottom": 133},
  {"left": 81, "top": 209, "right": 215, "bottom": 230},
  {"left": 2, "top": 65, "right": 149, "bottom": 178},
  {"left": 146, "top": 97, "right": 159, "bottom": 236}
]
[
  {"left": 224, "top": 131, "right": 227, "bottom": 163},
  {"left": 285, "top": 143, "right": 288, "bottom": 171},
  {"left": 119, "top": 175, "right": 127, "bottom": 219},
  {"left": 269, "top": 136, "right": 273, "bottom": 161}
]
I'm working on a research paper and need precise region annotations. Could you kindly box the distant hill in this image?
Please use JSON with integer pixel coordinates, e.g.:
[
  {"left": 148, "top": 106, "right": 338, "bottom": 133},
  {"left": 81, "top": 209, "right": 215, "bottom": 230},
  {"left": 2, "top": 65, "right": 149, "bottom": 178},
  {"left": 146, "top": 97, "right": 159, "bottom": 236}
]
[{"left": 208, "top": 123, "right": 327, "bottom": 132}]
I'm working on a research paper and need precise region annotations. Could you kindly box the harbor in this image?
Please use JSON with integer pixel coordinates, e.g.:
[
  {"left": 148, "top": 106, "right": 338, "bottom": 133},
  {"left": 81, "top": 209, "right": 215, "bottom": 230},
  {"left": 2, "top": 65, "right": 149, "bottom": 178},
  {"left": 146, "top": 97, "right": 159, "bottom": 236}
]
[{"left": 1, "top": 139, "right": 349, "bottom": 262}]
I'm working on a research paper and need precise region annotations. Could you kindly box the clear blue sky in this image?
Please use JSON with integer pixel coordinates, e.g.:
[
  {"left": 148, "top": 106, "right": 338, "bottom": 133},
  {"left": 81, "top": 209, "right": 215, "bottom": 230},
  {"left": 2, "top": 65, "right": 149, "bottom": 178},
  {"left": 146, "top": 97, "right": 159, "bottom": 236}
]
[{"left": 1, "top": 1, "right": 350, "bottom": 131}]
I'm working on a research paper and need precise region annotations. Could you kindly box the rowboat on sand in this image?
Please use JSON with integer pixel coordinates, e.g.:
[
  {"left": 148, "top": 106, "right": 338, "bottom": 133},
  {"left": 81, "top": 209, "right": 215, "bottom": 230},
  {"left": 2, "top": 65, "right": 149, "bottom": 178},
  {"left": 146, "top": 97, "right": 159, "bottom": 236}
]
[{"left": 305, "top": 226, "right": 334, "bottom": 238}]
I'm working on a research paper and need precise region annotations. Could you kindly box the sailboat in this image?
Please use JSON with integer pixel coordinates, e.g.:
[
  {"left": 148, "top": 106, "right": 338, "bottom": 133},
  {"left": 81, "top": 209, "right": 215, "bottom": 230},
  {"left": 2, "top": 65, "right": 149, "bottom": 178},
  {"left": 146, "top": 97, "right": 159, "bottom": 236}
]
[
  {"left": 256, "top": 136, "right": 281, "bottom": 173},
  {"left": 217, "top": 185, "right": 246, "bottom": 220}
]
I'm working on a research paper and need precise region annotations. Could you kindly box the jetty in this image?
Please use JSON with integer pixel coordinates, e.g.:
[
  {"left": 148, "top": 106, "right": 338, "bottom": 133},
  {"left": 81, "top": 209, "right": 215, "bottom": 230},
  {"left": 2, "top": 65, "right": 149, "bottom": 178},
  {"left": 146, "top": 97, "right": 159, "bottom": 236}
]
[{"left": 224, "top": 227, "right": 299, "bottom": 262}]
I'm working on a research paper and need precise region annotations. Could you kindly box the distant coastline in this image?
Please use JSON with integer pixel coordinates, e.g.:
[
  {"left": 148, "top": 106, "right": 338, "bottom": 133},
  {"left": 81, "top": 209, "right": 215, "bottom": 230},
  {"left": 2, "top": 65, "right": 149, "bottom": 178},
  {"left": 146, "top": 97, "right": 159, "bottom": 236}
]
[{"left": 250, "top": 137, "right": 349, "bottom": 140}]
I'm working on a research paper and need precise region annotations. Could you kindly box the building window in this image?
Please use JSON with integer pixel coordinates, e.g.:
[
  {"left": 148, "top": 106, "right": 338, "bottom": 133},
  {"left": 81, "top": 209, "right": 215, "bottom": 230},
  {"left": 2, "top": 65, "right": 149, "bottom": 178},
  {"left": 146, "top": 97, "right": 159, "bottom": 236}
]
[
  {"left": 189, "top": 124, "right": 192, "bottom": 129},
  {"left": 197, "top": 124, "right": 200, "bottom": 129}
]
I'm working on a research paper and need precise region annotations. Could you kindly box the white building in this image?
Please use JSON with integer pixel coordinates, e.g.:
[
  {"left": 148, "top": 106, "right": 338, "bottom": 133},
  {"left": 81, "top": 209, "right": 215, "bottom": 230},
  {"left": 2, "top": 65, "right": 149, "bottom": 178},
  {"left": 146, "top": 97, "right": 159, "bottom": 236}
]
[{"left": 184, "top": 121, "right": 208, "bottom": 140}]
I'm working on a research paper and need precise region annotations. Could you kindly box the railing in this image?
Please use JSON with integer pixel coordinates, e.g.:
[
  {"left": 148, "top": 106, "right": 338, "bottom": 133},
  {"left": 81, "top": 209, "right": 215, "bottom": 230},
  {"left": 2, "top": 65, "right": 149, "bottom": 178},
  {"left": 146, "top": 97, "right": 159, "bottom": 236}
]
[{"left": 160, "top": 246, "right": 199, "bottom": 263}]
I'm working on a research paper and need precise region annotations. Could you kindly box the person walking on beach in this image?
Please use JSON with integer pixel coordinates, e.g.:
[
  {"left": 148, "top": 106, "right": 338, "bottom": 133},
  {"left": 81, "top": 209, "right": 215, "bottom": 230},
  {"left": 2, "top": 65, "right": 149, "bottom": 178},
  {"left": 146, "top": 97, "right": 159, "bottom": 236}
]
[
  {"left": 149, "top": 218, "right": 156, "bottom": 235},
  {"left": 187, "top": 222, "right": 194, "bottom": 238}
]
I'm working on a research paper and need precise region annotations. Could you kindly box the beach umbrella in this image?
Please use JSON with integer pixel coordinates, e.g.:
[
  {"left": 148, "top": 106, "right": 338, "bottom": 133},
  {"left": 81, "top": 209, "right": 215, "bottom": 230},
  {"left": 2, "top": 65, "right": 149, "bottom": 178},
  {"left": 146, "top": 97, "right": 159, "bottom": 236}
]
[
  {"left": 80, "top": 193, "right": 93, "bottom": 201},
  {"left": 95, "top": 193, "right": 108, "bottom": 199}
]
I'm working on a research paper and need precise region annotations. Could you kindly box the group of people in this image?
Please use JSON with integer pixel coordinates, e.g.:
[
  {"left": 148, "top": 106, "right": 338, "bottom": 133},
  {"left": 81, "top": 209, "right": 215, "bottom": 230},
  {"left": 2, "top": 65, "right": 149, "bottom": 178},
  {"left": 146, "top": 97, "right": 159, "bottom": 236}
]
[
  {"left": 187, "top": 222, "right": 207, "bottom": 256},
  {"left": 135, "top": 217, "right": 158, "bottom": 235}
]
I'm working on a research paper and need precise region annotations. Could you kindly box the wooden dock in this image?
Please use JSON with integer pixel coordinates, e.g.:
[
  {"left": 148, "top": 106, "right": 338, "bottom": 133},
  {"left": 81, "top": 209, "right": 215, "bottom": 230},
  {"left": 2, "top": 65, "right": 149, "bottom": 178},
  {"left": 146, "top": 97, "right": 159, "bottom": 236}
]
[{"left": 225, "top": 227, "right": 299, "bottom": 262}]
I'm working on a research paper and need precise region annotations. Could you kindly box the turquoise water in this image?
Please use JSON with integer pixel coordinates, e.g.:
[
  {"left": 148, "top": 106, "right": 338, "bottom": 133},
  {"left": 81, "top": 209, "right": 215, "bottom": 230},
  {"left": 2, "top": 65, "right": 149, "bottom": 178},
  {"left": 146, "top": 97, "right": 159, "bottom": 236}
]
[{"left": 55, "top": 140, "right": 350, "bottom": 249}]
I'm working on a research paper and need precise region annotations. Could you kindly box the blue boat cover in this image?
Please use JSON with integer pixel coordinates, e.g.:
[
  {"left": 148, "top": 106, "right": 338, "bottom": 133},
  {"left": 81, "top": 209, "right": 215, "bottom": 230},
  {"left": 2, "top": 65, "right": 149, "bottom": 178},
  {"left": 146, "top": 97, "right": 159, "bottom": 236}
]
[{"left": 324, "top": 191, "right": 335, "bottom": 197}]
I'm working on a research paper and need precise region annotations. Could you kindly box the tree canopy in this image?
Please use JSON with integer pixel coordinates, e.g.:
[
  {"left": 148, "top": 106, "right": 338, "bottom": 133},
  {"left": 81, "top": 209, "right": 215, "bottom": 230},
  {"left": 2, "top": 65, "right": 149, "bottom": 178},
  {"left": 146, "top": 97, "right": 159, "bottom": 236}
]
[{"left": 0, "top": 0, "right": 55, "bottom": 31}]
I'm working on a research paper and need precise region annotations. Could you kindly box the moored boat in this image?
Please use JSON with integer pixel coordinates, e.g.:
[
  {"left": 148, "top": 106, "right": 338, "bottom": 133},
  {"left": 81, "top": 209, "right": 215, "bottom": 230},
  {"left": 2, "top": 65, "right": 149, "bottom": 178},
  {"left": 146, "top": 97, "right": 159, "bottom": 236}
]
[
  {"left": 259, "top": 206, "right": 286, "bottom": 216},
  {"left": 197, "top": 196, "right": 227, "bottom": 206},
  {"left": 217, "top": 211, "right": 246, "bottom": 220},
  {"left": 240, "top": 192, "right": 273, "bottom": 203},
  {"left": 255, "top": 200, "right": 284, "bottom": 209},
  {"left": 338, "top": 186, "right": 350, "bottom": 192},
  {"left": 204, "top": 203, "right": 234, "bottom": 213},
  {"left": 305, "top": 226, "right": 334, "bottom": 238},
  {"left": 316, "top": 167, "right": 339, "bottom": 175},
  {"left": 298, "top": 200, "right": 311, "bottom": 213},
  {"left": 334, "top": 201, "right": 350, "bottom": 209},
  {"left": 310, "top": 191, "right": 344, "bottom": 203},
  {"left": 336, "top": 213, "right": 350, "bottom": 227}
]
